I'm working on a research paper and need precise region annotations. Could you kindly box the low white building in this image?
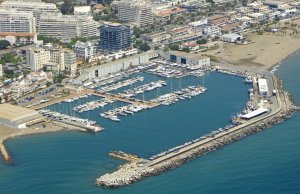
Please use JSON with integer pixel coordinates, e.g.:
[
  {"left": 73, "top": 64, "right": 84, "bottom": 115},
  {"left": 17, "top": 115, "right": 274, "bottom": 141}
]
[
  {"left": 0, "top": 104, "right": 43, "bottom": 129},
  {"left": 188, "top": 18, "right": 208, "bottom": 32},
  {"left": 203, "top": 25, "right": 222, "bottom": 37},
  {"left": 164, "top": 51, "right": 210, "bottom": 68},
  {"left": 258, "top": 78, "right": 268, "bottom": 95},
  {"left": 220, "top": 33, "right": 243, "bottom": 43},
  {"left": 105, "top": 49, "right": 138, "bottom": 60},
  {"left": 74, "top": 6, "right": 92, "bottom": 15},
  {"left": 180, "top": 42, "right": 203, "bottom": 53}
]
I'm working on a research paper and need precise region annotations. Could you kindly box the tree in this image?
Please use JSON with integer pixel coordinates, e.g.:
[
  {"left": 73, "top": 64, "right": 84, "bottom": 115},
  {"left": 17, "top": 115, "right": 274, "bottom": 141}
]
[
  {"left": 0, "top": 40, "right": 10, "bottom": 50},
  {"left": 196, "top": 38, "right": 208, "bottom": 44},
  {"left": 135, "top": 40, "right": 150, "bottom": 51},
  {"left": 169, "top": 44, "right": 180, "bottom": 51},
  {"left": 60, "top": 0, "right": 74, "bottom": 14},
  {"left": 181, "top": 48, "right": 190, "bottom": 53}
]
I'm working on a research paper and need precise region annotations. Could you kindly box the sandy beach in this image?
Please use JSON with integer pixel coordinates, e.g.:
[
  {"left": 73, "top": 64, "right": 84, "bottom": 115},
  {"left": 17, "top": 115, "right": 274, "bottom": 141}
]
[
  {"left": 204, "top": 18, "right": 300, "bottom": 70},
  {"left": 212, "top": 34, "right": 300, "bottom": 70}
]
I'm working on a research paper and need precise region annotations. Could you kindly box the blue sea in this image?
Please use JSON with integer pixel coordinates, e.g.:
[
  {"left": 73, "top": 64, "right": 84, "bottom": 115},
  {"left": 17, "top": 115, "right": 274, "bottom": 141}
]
[{"left": 0, "top": 53, "right": 300, "bottom": 194}]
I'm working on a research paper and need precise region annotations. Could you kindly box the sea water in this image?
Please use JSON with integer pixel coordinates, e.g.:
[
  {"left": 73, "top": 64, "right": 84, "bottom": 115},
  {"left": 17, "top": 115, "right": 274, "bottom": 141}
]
[{"left": 0, "top": 55, "right": 299, "bottom": 193}]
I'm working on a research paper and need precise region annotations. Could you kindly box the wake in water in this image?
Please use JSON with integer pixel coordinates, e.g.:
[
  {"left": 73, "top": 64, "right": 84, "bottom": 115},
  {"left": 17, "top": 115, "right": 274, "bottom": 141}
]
[{"left": 271, "top": 64, "right": 280, "bottom": 74}]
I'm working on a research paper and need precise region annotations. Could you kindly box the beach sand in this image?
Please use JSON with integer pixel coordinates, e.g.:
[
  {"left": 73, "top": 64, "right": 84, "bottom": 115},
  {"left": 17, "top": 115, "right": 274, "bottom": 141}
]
[{"left": 213, "top": 33, "right": 300, "bottom": 70}]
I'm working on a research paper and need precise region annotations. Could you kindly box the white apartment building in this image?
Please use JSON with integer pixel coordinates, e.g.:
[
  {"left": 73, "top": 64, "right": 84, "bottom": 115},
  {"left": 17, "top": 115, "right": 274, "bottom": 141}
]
[
  {"left": 73, "top": 41, "right": 94, "bottom": 60},
  {"left": 0, "top": 9, "right": 36, "bottom": 33},
  {"left": 39, "top": 14, "right": 99, "bottom": 41},
  {"left": 26, "top": 47, "right": 77, "bottom": 73},
  {"left": 26, "top": 48, "right": 50, "bottom": 71},
  {"left": 0, "top": 0, "right": 60, "bottom": 25},
  {"left": 117, "top": 0, "right": 153, "bottom": 27},
  {"left": 78, "top": 16, "right": 100, "bottom": 38},
  {"left": 49, "top": 48, "right": 65, "bottom": 71},
  {"left": 0, "top": 64, "right": 3, "bottom": 78}
]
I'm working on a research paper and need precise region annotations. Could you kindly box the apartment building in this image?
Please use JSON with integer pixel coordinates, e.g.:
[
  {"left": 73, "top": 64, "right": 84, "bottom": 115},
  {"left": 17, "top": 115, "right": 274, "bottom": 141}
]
[
  {"left": 0, "top": 9, "right": 36, "bottom": 33},
  {"left": 26, "top": 47, "right": 77, "bottom": 73},
  {"left": 26, "top": 48, "right": 50, "bottom": 71},
  {"left": 0, "top": 0, "right": 60, "bottom": 25},
  {"left": 116, "top": 0, "right": 153, "bottom": 27},
  {"left": 73, "top": 41, "right": 94, "bottom": 60},
  {"left": 39, "top": 14, "right": 99, "bottom": 41}
]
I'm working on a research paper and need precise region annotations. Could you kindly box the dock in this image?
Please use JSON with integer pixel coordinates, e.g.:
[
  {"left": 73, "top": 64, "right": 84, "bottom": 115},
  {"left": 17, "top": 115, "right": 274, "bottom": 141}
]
[
  {"left": 86, "top": 89, "right": 159, "bottom": 108},
  {"left": 31, "top": 89, "right": 159, "bottom": 110}
]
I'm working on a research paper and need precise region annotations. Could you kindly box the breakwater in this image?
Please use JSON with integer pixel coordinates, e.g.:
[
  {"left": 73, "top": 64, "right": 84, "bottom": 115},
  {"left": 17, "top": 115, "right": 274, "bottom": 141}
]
[{"left": 96, "top": 89, "right": 295, "bottom": 188}]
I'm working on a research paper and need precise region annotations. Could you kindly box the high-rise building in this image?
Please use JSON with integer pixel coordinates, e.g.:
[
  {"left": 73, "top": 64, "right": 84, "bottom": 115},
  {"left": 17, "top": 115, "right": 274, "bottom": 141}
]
[
  {"left": 0, "top": 9, "right": 36, "bottom": 33},
  {"left": 117, "top": 0, "right": 153, "bottom": 27},
  {"left": 39, "top": 13, "right": 99, "bottom": 41},
  {"left": 0, "top": 0, "right": 60, "bottom": 25},
  {"left": 99, "top": 22, "right": 131, "bottom": 52}
]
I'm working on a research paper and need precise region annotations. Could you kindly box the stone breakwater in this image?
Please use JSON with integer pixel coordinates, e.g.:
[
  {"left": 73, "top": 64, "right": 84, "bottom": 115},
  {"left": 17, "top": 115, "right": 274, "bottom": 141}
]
[{"left": 96, "top": 93, "right": 295, "bottom": 188}]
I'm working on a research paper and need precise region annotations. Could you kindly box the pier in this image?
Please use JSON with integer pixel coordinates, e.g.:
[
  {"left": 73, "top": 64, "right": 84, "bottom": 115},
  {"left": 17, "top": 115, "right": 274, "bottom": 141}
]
[
  {"left": 85, "top": 89, "right": 159, "bottom": 108},
  {"left": 31, "top": 89, "right": 159, "bottom": 110},
  {"left": 0, "top": 142, "right": 11, "bottom": 164}
]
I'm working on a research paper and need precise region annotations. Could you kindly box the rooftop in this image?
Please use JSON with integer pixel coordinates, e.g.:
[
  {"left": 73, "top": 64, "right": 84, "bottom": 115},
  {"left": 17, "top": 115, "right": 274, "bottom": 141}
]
[
  {"left": 0, "top": 104, "right": 38, "bottom": 121},
  {"left": 167, "top": 50, "right": 209, "bottom": 60},
  {"left": 0, "top": 32, "right": 36, "bottom": 37}
]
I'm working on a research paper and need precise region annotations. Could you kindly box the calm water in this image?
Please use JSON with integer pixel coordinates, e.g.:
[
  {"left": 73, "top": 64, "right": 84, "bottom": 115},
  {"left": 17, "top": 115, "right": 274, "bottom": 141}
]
[{"left": 0, "top": 53, "right": 299, "bottom": 193}]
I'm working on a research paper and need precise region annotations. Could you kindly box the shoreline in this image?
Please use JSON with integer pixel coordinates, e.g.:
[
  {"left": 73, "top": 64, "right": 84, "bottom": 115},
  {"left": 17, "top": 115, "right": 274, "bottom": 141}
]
[
  {"left": 266, "top": 48, "right": 300, "bottom": 72},
  {"left": 0, "top": 123, "right": 87, "bottom": 164}
]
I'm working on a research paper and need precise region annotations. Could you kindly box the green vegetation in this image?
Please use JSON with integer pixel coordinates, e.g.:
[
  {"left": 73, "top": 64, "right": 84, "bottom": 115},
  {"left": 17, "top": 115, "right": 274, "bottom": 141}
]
[
  {"left": 134, "top": 40, "right": 150, "bottom": 52},
  {"left": 132, "top": 26, "right": 154, "bottom": 38},
  {"left": 93, "top": 7, "right": 116, "bottom": 22},
  {"left": 196, "top": 38, "right": 208, "bottom": 44},
  {"left": 65, "top": 37, "right": 88, "bottom": 49},
  {"left": 53, "top": 73, "right": 66, "bottom": 83},
  {"left": 37, "top": 35, "right": 60, "bottom": 44},
  {"left": 0, "top": 40, "right": 10, "bottom": 50},
  {"left": 181, "top": 48, "right": 190, "bottom": 53},
  {"left": 0, "top": 53, "right": 22, "bottom": 65},
  {"left": 169, "top": 44, "right": 180, "bottom": 51},
  {"left": 208, "top": 55, "right": 218, "bottom": 62},
  {"left": 60, "top": 0, "right": 74, "bottom": 14}
]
